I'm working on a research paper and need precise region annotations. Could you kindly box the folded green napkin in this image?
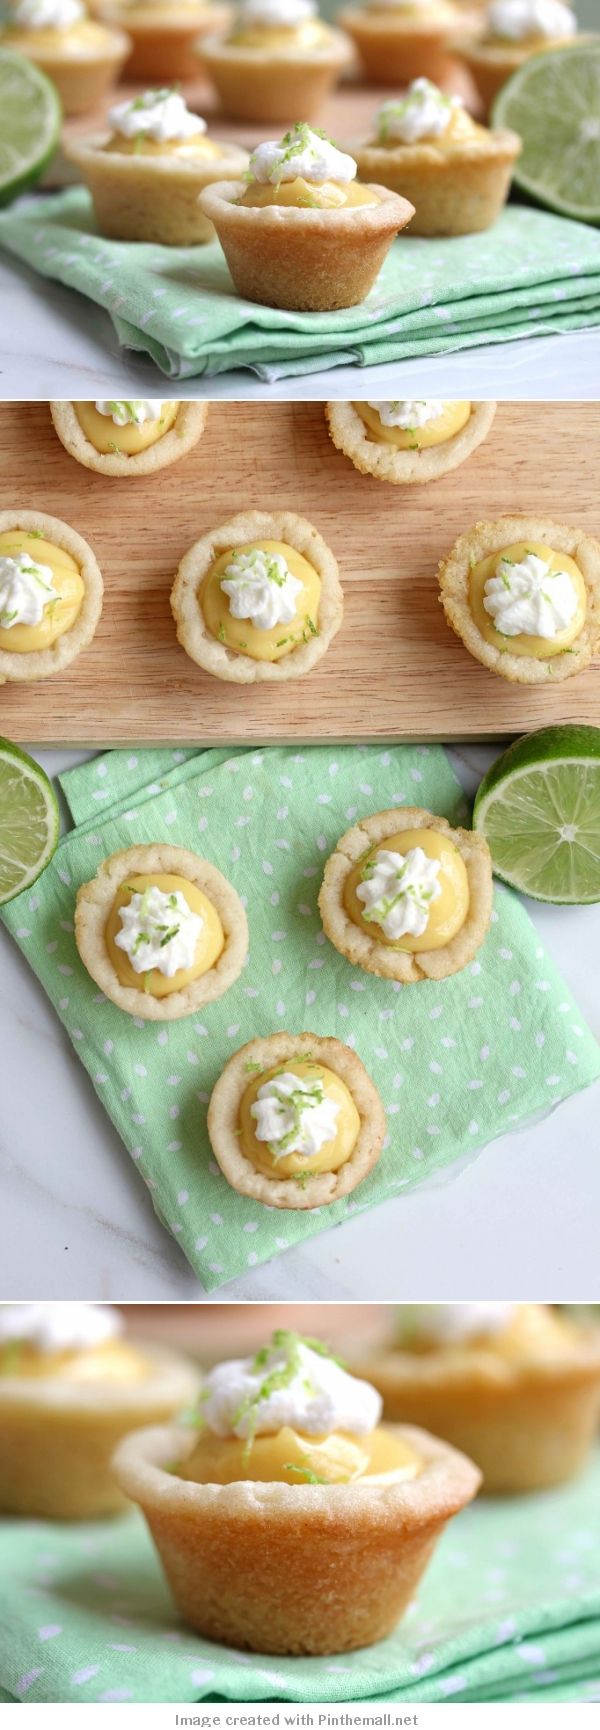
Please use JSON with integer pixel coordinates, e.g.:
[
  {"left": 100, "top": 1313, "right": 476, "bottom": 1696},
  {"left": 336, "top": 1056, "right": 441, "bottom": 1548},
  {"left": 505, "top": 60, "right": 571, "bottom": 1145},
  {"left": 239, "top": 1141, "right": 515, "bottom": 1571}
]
[
  {"left": 2, "top": 743, "right": 599, "bottom": 1292},
  {"left": 1, "top": 191, "right": 599, "bottom": 378},
  {"left": 1, "top": 1452, "right": 599, "bottom": 1703}
]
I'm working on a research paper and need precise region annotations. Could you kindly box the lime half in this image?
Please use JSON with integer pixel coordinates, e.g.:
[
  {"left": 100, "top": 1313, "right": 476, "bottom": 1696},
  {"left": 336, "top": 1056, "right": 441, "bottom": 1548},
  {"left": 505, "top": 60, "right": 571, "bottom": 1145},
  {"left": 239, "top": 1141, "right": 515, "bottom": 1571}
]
[
  {"left": 473, "top": 725, "right": 600, "bottom": 904},
  {"left": 0, "top": 50, "right": 61, "bottom": 208},
  {"left": 492, "top": 42, "right": 600, "bottom": 226},
  {"left": 0, "top": 738, "right": 59, "bottom": 905}
]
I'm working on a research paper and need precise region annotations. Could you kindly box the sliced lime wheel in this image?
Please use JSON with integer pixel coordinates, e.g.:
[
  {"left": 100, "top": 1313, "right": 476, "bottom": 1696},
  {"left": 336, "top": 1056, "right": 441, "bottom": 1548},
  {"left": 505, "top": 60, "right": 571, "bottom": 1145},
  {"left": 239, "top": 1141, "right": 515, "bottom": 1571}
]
[
  {"left": 0, "top": 738, "right": 59, "bottom": 905},
  {"left": 492, "top": 42, "right": 600, "bottom": 226},
  {"left": 473, "top": 725, "right": 600, "bottom": 904},
  {"left": 0, "top": 50, "right": 61, "bottom": 207}
]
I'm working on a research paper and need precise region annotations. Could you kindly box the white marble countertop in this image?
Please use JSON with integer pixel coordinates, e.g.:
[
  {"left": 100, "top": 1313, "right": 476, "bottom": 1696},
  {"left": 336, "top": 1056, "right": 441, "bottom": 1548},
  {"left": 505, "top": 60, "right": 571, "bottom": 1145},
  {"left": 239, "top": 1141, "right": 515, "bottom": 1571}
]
[
  {"left": 1, "top": 744, "right": 599, "bottom": 1303},
  {"left": 1, "top": 250, "right": 600, "bottom": 398}
]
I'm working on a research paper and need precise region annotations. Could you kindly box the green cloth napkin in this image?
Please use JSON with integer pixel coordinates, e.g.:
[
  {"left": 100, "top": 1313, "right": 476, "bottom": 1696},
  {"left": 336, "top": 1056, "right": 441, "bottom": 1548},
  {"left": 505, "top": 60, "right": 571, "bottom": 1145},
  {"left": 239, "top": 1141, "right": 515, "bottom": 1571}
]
[
  {"left": 2, "top": 742, "right": 599, "bottom": 1292},
  {"left": 1, "top": 192, "right": 600, "bottom": 378},
  {"left": 1, "top": 1451, "right": 599, "bottom": 1703}
]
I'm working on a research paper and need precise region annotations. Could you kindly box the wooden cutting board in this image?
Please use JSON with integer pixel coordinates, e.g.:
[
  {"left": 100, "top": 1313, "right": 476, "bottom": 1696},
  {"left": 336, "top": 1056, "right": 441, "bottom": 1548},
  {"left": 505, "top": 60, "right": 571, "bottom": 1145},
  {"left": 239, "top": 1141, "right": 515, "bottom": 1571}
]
[{"left": 1, "top": 399, "right": 599, "bottom": 746}]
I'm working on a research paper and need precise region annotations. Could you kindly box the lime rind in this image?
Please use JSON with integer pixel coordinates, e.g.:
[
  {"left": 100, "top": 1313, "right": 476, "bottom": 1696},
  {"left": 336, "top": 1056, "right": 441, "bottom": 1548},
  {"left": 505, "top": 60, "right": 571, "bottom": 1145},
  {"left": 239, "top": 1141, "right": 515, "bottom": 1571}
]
[
  {"left": 0, "top": 50, "right": 62, "bottom": 207},
  {"left": 492, "top": 41, "right": 600, "bottom": 226},
  {"left": 474, "top": 726, "right": 600, "bottom": 905},
  {"left": 0, "top": 738, "right": 60, "bottom": 905}
]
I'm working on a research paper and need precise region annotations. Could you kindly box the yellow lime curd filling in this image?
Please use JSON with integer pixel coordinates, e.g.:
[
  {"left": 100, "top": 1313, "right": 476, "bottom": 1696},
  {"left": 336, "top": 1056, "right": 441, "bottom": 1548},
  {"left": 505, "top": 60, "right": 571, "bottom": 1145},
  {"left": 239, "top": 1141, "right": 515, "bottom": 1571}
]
[
  {"left": 239, "top": 175, "right": 380, "bottom": 208},
  {"left": 344, "top": 827, "right": 470, "bottom": 953},
  {"left": 470, "top": 539, "right": 586, "bottom": 659},
  {"left": 355, "top": 401, "right": 471, "bottom": 449},
  {"left": 179, "top": 1424, "right": 421, "bottom": 1486},
  {"left": 75, "top": 401, "right": 179, "bottom": 455},
  {"left": 5, "top": 19, "right": 116, "bottom": 51},
  {"left": 239, "top": 1058, "right": 360, "bottom": 1179},
  {"left": 0, "top": 1339, "right": 149, "bottom": 1382},
  {"left": 229, "top": 17, "right": 330, "bottom": 45},
  {"left": 0, "top": 530, "right": 84, "bottom": 653},
  {"left": 399, "top": 1303, "right": 580, "bottom": 1361},
  {"left": 103, "top": 132, "right": 222, "bottom": 159},
  {"left": 201, "top": 539, "right": 321, "bottom": 661},
  {"left": 105, "top": 872, "right": 224, "bottom": 998}
]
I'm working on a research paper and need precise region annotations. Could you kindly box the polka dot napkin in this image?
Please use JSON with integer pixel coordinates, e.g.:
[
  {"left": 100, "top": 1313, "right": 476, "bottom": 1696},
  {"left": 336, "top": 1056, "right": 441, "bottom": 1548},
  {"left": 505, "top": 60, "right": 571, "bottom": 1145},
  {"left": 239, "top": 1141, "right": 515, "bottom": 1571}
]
[
  {"left": 1, "top": 1451, "right": 599, "bottom": 1702},
  {"left": 0, "top": 197, "right": 599, "bottom": 378},
  {"left": 2, "top": 743, "right": 599, "bottom": 1292}
]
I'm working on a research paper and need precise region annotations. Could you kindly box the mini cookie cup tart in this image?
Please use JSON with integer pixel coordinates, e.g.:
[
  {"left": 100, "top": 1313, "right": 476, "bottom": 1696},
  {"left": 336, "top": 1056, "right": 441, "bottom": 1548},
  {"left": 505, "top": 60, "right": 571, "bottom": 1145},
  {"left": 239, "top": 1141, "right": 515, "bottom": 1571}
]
[
  {"left": 207, "top": 1031, "right": 387, "bottom": 1209},
  {"left": 1, "top": 17, "right": 131, "bottom": 115},
  {"left": 0, "top": 1341, "right": 199, "bottom": 1520},
  {"left": 336, "top": 0, "right": 468, "bottom": 87},
  {"left": 319, "top": 806, "right": 493, "bottom": 982},
  {"left": 170, "top": 509, "right": 343, "bottom": 684},
  {"left": 199, "top": 26, "right": 352, "bottom": 124},
  {"left": 351, "top": 118, "right": 521, "bottom": 236},
  {"left": 325, "top": 400, "right": 496, "bottom": 484},
  {"left": 92, "top": 0, "right": 231, "bottom": 80},
  {"left": 75, "top": 842, "right": 248, "bottom": 1021},
  {"left": 65, "top": 130, "right": 249, "bottom": 246},
  {"left": 438, "top": 514, "right": 600, "bottom": 685},
  {"left": 358, "top": 1309, "right": 600, "bottom": 1493},
  {"left": 50, "top": 401, "right": 208, "bottom": 478},
  {"left": 113, "top": 1418, "right": 481, "bottom": 1652},
  {"left": 0, "top": 509, "right": 103, "bottom": 686}
]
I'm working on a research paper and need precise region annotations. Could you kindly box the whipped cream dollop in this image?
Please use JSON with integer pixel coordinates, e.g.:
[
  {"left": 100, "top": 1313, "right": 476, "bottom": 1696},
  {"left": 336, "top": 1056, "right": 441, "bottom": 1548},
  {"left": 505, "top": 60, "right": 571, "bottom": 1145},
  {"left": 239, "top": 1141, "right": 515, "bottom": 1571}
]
[
  {"left": 200, "top": 1333, "right": 382, "bottom": 1438},
  {"left": 252, "top": 1071, "right": 340, "bottom": 1158},
  {"left": 237, "top": 0, "right": 316, "bottom": 24},
  {"left": 487, "top": 0, "right": 575, "bottom": 41},
  {"left": 220, "top": 547, "right": 303, "bottom": 631},
  {"left": 95, "top": 399, "right": 166, "bottom": 426},
  {"left": 248, "top": 123, "right": 357, "bottom": 185},
  {"left": 366, "top": 399, "right": 444, "bottom": 429},
  {"left": 375, "top": 80, "right": 463, "bottom": 145},
  {"left": 115, "top": 884, "right": 203, "bottom": 977},
  {"left": 357, "top": 846, "right": 442, "bottom": 941},
  {"left": 108, "top": 90, "right": 206, "bottom": 143},
  {"left": 0, "top": 1303, "right": 122, "bottom": 1354},
  {"left": 0, "top": 551, "right": 58, "bottom": 629},
  {"left": 11, "top": 0, "right": 84, "bottom": 27},
  {"left": 396, "top": 1303, "right": 517, "bottom": 1345},
  {"left": 483, "top": 550, "right": 579, "bottom": 639}
]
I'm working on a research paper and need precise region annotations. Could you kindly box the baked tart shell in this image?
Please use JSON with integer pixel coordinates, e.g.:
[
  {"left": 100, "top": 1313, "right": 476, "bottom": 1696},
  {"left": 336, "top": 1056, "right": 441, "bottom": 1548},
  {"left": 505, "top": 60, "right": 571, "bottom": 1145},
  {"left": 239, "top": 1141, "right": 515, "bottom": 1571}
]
[
  {"left": 336, "top": 9, "right": 467, "bottom": 85},
  {"left": 50, "top": 401, "right": 209, "bottom": 477},
  {"left": 93, "top": 1, "right": 231, "bottom": 80},
  {"left": 113, "top": 1419, "right": 481, "bottom": 1652},
  {"left": 325, "top": 400, "right": 496, "bottom": 484},
  {"left": 11, "top": 26, "right": 130, "bottom": 115},
  {"left": 207, "top": 1030, "right": 386, "bottom": 1209},
  {"left": 0, "top": 508, "right": 103, "bottom": 685},
  {"left": 75, "top": 842, "right": 249, "bottom": 1021},
  {"left": 199, "top": 29, "right": 352, "bottom": 123},
  {"left": 351, "top": 129, "right": 521, "bottom": 236},
  {"left": 320, "top": 806, "right": 493, "bottom": 983},
  {"left": 65, "top": 135, "right": 250, "bottom": 246},
  {"left": 438, "top": 514, "right": 600, "bottom": 684}
]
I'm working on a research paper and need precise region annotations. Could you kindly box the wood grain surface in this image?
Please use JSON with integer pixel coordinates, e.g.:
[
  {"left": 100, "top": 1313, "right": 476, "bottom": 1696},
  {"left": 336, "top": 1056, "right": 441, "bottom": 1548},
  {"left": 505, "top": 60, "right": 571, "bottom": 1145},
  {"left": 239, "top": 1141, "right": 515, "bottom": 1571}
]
[{"left": 1, "top": 399, "right": 599, "bottom": 747}]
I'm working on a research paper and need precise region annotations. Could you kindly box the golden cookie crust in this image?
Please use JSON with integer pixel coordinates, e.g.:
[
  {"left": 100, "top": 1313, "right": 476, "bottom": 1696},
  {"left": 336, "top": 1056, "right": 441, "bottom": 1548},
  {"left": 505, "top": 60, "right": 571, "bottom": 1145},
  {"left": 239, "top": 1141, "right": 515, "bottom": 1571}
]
[
  {"left": 351, "top": 129, "right": 521, "bottom": 236},
  {"left": 171, "top": 508, "right": 343, "bottom": 684},
  {"left": 319, "top": 806, "right": 493, "bottom": 983},
  {"left": 75, "top": 842, "right": 248, "bottom": 1021},
  {"left": 207, "top": 1030, "right": 386, "bottom": 1209},
  {"left": 200, "top": 28, "right": 352, "bottom": 124},
  {"left": 358, "top": 1330, "right": 600, "bottom": 1493},
  {"left": 4, "top": 25, "right": 131, "bottom": 115},
  {"left": 438, "top": 514, "right": 600, "bottom": 684},
  {"left": 64, "top": 135, "right": 250, "bottom": 246},
  {"left": 0, "top": 508, "right": 103, "bottom": 686},
  {"left": 113, "top": 1419, "right": 481, "bottom": 1653},
  {"left": 336, "top": 5, "right": 466, "bottom": 85},
  {"left": 325, "top": 401, "right": 496, "bottom": 485},
  {"left": 199, "top": 179, "right": 415, "bottom": 312},
  {"left": 50, "top": 401, "right": 209, "bottom": 479},
  {"left": 93, "top": 0, "right": 230, "bottom": 81},
  {"left": 0, "top": 1345, "right": 199, "bottom": 1520}
]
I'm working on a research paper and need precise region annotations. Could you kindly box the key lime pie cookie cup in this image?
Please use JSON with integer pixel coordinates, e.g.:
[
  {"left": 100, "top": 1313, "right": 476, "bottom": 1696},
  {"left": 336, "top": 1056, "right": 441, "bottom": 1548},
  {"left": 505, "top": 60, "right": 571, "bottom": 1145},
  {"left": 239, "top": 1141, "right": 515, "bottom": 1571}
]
[
  {"left": 439, "top": 515, "right": 600, "bottom": 685},
  {"left": 457, "top": 0, "right": 579, "bottom": 114},
  {"left": 171, "top": 509, "right": 343, "bottom": 684},
  {"left": 320, "top": 806, "right": 493, "bottom": 982},
  {"left": 93, "top": 0, "right": 230, "bottom": 80},
  {"left": 199, "top": 123, "right": 414, "bottom": 312},
  {"left": 50, "top": 400, "right": 209, "bottom": 478},
  {"left": 199, "top": 0, "right": 352, "bottom": 124},
  {"left": 358, "top": 1303, "right": 600, "bottom": 1493},
  {"left": 337, "top": 0, "right": 468, "bottom": 87},
  {"left": 207, "top": 1031, "right": 386, "bottom": 1209},
  {"left": 75, "top": 842, "right": 248, "bottom": 1021},
  {"left": 0, "top": 1302, "right": 199, "bottom": 1520},
  {"left": 65, "top": 89, "right": 249, "bottom": 246},
  {"left": 2, "top": 0, "right": 130, "bottom": 116},
  {"left": 325, "top": 399, "right": 496, "bottom": 484},
  {"left": 0, "top": 510, "right": 103, "bottom": 685},
  {"left": 113, "top": 1331, "right": 481, "bottom": 1652},
  {"left": 351, "top": 80, "right": 521, "bottom": 235}
]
